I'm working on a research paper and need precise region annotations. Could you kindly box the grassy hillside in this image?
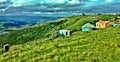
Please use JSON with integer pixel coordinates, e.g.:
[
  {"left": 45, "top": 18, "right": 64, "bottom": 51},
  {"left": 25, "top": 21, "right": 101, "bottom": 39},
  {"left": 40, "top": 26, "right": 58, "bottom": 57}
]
[{"left": 0, "top": 14, "right": 120, "bottom": 62}]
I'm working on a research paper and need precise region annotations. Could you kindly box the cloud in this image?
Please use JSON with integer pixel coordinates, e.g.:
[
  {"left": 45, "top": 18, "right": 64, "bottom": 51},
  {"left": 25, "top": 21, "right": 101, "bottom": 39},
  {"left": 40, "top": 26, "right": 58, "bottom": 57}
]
[
  {"left": 0, "top": 0, "right": 7, "bottom": 2},
  {"left": 0, "top": 0, "right": 12, "bottom": 11},
  {"left": 9, "top": 0, "right": 117, "bottom": 9},
  {"left": 0, "top": 0, "right": 120, "bottom": 16}
]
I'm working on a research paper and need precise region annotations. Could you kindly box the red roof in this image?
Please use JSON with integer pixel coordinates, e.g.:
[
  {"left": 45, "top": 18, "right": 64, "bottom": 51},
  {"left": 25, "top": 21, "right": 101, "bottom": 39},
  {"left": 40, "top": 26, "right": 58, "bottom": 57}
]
[{"left": 96, "top": 20, "right": 109, "bottom": 24}]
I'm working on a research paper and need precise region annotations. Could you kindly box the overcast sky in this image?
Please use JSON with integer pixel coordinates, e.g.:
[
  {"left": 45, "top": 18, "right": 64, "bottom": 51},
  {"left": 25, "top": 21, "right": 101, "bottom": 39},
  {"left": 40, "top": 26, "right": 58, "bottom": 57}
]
[{"left": 0, "top": 0, "right": 120, "bottom": 16}]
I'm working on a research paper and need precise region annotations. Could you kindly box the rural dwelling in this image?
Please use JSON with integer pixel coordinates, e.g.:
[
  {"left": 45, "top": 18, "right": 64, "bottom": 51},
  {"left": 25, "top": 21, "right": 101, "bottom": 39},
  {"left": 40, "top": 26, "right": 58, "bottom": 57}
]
[
  {"left": 59, "top": 30, "right": 71, "bottom": 36},
  {"left": 96, "top": 20, "right": 114, "bottom": 28},
  {"left": 3, "top": 44, "right": 10, "bottom": 52},
  {"left": 114, "top": 24, "right": 120, "bottom": 26},
  {"left": 115, "top": 16, "right": 120, "bottom": 24},
  {"left": 82, "top": 23, "right": 95, "bottom": 31}
]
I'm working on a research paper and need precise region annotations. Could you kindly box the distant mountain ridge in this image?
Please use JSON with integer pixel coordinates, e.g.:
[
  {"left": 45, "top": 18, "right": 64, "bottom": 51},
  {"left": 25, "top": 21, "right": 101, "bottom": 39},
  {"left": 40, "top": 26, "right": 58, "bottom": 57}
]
[
  {"left": 0, "top": 16, "right": 61, "bottom": 34},
  {"left": 0, "top": 16, "right": 61, "bottom": 23}
]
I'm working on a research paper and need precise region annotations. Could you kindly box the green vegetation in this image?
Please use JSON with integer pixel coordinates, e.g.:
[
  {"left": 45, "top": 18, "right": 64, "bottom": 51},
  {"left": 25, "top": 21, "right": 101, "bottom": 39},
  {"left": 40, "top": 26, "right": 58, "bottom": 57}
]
[{"left": 0, "top": 14, "right": 120, "bottom": 62}]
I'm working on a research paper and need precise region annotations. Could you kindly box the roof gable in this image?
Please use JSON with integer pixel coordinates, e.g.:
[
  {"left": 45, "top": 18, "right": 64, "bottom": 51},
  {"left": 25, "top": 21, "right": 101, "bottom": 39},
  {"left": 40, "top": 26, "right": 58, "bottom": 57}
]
[
  {"left": 96, "top": 21, "right": 110, "bottom": 24},
  {"left": 82, "top": 23, "right": 95, "bottom": 28}
]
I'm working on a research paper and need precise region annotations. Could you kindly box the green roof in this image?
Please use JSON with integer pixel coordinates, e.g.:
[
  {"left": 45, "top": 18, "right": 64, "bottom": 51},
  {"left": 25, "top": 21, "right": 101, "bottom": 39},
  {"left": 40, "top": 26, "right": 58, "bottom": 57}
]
[{"left": 82, "top": 23, "right": 95, "bottom": 28}]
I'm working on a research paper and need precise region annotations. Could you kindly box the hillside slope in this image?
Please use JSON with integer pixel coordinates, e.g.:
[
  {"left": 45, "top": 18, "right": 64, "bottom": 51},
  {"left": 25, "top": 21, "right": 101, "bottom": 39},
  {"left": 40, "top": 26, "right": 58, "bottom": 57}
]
[
  {"left": 0, "top": 14, "right": 120, "bottom": 62},
  {"left": 0, "top": 27, "right": 120, "bottom": 62}
]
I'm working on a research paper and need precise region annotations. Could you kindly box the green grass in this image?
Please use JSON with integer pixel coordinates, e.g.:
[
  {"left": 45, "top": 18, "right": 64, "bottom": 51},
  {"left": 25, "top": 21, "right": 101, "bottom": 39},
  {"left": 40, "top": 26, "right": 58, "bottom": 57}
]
[{"left": 0, "top": 14, "right": 120, "bottom": 62}]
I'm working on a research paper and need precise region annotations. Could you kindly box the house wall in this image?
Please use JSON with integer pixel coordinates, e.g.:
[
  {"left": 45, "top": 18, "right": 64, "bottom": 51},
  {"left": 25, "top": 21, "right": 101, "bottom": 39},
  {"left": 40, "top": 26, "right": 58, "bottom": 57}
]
[
  {"left": 59, "top": 30, "right": 67, "bottom": 36},
  {"left": 96, "top": 23, "right": 105, "bottom": 28},
  {"left": 59, "top": 30, "right": 71, "bottom": 36},
  {"left": 67, "top": 31, "right": 70, "bottom": 36},
  {"left": 116, "top": 19, "right": 120, "bottom": 24},
  {"left": 114, "top": 24, "right": 120, "bottom": 26},
  {"left": 96, "top": 23, "right": 109, "bottom": 28},
  {"left": 96, "top": 23, "right": 100, "bottom": 28},
  {"left": 106, "top": 22, "right": 114, "bottom": 27},
  {"left": 82, "top": 27, "right": 89, "bottom": 31}
]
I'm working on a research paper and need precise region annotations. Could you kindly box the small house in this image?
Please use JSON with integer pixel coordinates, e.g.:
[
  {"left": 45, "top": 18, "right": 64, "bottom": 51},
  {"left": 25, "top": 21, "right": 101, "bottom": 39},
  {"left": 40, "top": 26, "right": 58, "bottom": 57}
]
[
  {"left": 96, "top": 20, "right": 114, "bottom": 28},
  {"left": 59, "top": 30, "right": 71, "bottom": 36},
  {"left": 3, "top": 44, "right": 10, "bottom": 52},
  {"left": 114, "top": 24, "right": 120, "bottom": 26},
  {"left": 115, "top": 16, "right": 120, "bottom": 24},
  {"left": 82, "top": 23, "right": 95, "bottom": 31}
]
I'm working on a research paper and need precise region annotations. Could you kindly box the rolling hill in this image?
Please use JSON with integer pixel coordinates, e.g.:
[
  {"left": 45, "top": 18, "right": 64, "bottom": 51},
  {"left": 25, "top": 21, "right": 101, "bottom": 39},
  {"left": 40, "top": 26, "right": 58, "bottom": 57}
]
[
  {"left": 0, "top": 14, "right": 120, "bottom": 62},
  {"left": 0, "top": 16, "right": 61, "bottom": 35}
]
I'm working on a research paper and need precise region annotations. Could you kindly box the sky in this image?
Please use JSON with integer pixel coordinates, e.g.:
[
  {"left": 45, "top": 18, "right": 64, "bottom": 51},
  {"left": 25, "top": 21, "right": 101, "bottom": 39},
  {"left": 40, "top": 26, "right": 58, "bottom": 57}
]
[{"left": 0, "top": 0, "right": 120, "bottom": 17}]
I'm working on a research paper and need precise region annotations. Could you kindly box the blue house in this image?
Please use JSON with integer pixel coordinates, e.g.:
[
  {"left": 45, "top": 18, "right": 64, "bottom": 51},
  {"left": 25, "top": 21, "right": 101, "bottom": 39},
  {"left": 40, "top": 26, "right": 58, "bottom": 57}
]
[
  {"left": 82, "top": 23, "right": 95, "bottom": 31},
  {"left": 114, "top": 24, "right": 120, "bottom": 26},
  {"left": 59, "top": 30, "right": 71, "bottom": 36}
]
